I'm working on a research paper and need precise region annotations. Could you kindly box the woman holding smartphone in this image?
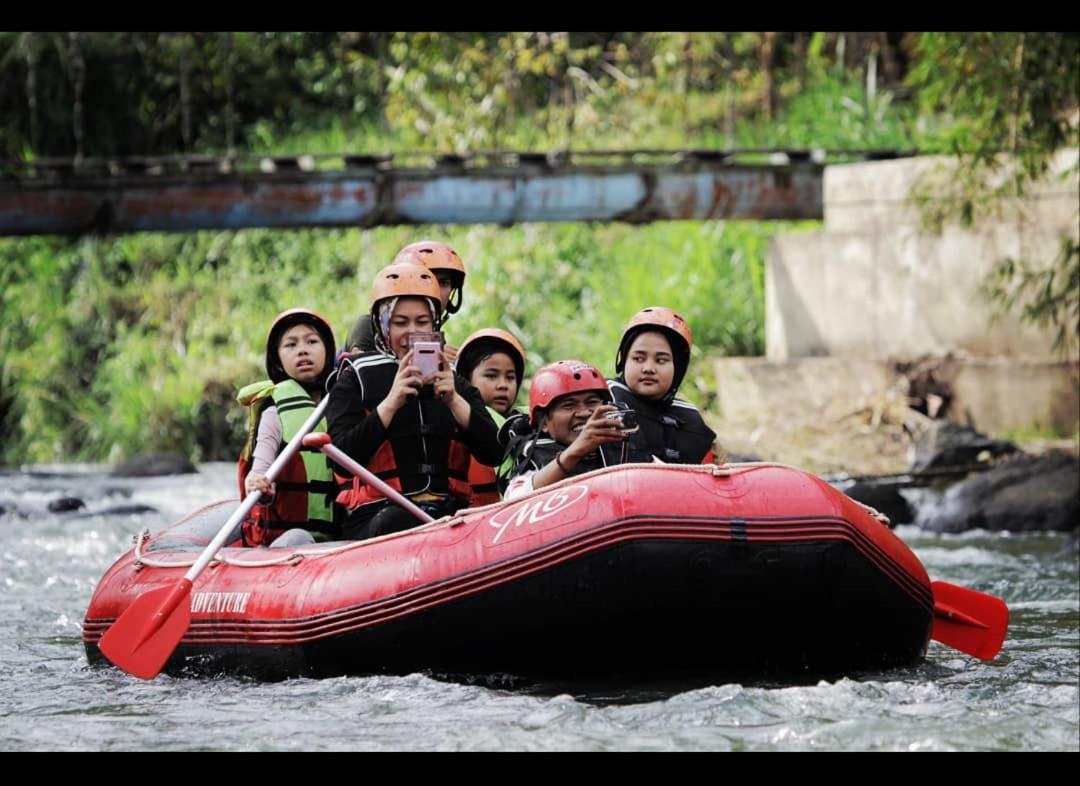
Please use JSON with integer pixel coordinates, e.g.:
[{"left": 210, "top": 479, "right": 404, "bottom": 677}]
[
  {"left": 344, "top": 240, "right": 467, "bottom": 363},
  {"left": 327, "top": 263, "right": 502, "bottom": 540}
]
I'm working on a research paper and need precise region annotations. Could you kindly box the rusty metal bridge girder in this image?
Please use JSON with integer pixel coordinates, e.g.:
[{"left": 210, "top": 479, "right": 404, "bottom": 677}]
[{"left": 0, "top": 149, "right": 911, "bottom": 235}]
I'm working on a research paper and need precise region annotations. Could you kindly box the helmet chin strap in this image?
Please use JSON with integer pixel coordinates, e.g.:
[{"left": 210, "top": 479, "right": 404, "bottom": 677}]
[
  {"left": 445, "top": 287, "right": 462, "bottom": 315},
  {"left": 372, "top": 297, "right": 398, "bottom": 356}
]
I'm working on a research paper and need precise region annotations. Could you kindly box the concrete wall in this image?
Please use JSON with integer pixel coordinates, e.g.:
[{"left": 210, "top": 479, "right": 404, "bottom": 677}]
[
  {"left": 707, "top": 356, "right": 914, "bottom": 474},
  {"left": 822, "top": 151, "right": 1080, "bottom": 234},
  {"left": 713, "top": 356, "right": 1078, "bottom": 439},
  {"left": 766, "top": 150, "right": 1079, "bottom": 361},
  {"left": 734, "top": 151, "right": 1079, "bottom": 449},
  {"left": 708, "top": 355, "right": 1079, "bottom": 472},
  {"left": 713, "top": 356, "right": 894, "bottom": 429},
  {"left": 951, "top": 358, "right": 1080, "bottom": 436}
]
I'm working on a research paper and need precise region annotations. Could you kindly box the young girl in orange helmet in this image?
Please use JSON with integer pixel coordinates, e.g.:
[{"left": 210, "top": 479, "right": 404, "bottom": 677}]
[
  {"left": 454, "top": 328, "right": 526, "bottom": 505},
  {"left": 608, "top": 306, "right": 718, "bottom": 464},
  {"left": 236, "top": 308, "right": 339, "bottom": 547},
  {"left": 327, "top": 263, "right": 501, "bottom": 540}
]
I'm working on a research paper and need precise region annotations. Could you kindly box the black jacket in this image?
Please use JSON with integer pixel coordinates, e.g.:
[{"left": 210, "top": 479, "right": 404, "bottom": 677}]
[
  {"left": 607, "top": 379, "right": 717, "bottom": 464},
  {"left": 503, "top": 410, "right": 626, "bottom": 483},
  {"left": 327, "top": 352, "right": 502, "bottom": 500}
]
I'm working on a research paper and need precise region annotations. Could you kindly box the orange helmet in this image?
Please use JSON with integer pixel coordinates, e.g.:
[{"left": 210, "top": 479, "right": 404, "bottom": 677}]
[
  {"left": 457, "top": 328, "right": 526, "bottom": 383},
  {"left": 528, "top": 359, "right": 611, "bottom": 427},
  {"left": 614, "top": 306, "right": 693, "bottom": 396},
  {"left": 393, "top": 240, "right": 466, "bottom": 314},
  {"left": 265, "top": 307, "right": 336, "bottom": 385},
  {"left": 369, "top": 264, "right": 443, "bottom": 354},
  {"left": 370, "top": 263, "right": 443, "bottom": 312}
]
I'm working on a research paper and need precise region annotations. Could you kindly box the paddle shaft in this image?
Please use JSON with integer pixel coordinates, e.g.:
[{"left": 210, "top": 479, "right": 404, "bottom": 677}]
[
  {"left": 933, "top": 599, "right": 986, "bottom": 629},
  {"left": 184, "top": 395, "right": 331, "bottom": 580},
  {"left": 316, "top": 439, "right": 435, "bottom": 524}
]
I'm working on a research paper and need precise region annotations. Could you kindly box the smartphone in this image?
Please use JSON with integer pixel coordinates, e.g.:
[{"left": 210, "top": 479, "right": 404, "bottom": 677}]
[{"left": 408, "top": 333, "right": 443, "bottom": 380}]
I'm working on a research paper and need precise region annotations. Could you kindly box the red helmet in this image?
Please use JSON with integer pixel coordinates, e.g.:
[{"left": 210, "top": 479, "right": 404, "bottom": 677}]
[
  {"left": 528, "top": 359, "right": 611, "bottom": 426},
  {"left": 393, "top": 240, "right": 466, "bottom": 314}
]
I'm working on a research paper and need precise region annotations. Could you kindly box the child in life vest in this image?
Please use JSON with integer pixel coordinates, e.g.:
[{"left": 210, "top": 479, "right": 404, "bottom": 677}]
[
  {"left": 454, "top": 328, "right": 526, "bottom": 505},
  {"left": 236, "top": 308, "right": 338, "bottom": 547}
]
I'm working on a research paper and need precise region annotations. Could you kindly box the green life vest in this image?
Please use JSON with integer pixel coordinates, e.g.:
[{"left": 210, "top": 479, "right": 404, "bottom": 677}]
[
  {"left": 487, "top": 407, "right": 515, "bottom": 480},
  {"left": 237, "top": 378, "right": 335, "bottom": 533}
]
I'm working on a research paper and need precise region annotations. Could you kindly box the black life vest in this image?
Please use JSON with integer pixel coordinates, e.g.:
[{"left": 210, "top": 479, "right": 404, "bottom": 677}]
[
  {"left": 331, "top": 352, "right": 476, "bottom": 511},
  {"left": 607, "top": 379, "right": 717, "bottom": 464},
  {"left": 506, "top": 427, "right": 624, "bottom": 481}
]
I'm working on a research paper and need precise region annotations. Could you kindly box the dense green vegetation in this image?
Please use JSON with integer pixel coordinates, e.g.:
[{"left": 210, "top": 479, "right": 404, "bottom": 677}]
[
  {"left": 1, "top": 32, "right": 1075, "bottom": 465},
  {"left": 0, "top": 221, "right": 810, "bottom": 464},
  {"left": 0, "top": 32, "right": 921, "bottom": 159}
]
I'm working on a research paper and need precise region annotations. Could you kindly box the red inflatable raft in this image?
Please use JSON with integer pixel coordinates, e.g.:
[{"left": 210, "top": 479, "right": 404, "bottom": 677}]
[{"left": 84, "top": 462, "right": 944, "bottom": 681}]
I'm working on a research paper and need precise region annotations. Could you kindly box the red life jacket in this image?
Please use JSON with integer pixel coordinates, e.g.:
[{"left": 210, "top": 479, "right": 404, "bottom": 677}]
[
  {"left": 236, "top": 450, "right": 339, "bottom": 546},
  {"left": 467, "top": 457, "right": 500, "bottom": 506}
]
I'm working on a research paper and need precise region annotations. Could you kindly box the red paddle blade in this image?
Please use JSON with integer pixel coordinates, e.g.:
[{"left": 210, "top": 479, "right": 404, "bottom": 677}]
[
  {"left": 97, "top": 580, "right": 193, "bottom": 680},
  {"left": 931, "top": 580, "right": 1009, "bottom": 661}
]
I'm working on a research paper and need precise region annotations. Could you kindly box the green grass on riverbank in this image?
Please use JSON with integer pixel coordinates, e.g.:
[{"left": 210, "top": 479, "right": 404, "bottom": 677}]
[{"left": 0, "top": 220, "right": 815, "bottom": 465}]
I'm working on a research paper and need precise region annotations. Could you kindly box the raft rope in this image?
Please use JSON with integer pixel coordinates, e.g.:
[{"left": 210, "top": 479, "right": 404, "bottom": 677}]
[
  {"left": 129, "top": 510, "right": 467, "bottom": 570},
  {"left": 127, "top": 461, "right": 889, "bottom": 570}
]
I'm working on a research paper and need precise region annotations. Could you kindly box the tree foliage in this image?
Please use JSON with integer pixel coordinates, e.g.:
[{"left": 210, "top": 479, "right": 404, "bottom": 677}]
[
  {"left": 0, "top": 221, "right": 799, "bottom": 464},
  {"left": 0, "top": 32, "right": 916, "bottom": 159},
  {"left": 906, "top": 32, "right": 1079, "bottom": 354}
]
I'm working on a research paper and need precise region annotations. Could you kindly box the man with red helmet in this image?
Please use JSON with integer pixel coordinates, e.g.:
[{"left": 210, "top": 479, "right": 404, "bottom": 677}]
[
  {"left": 608, "top": 306, "right": 718, "bottom": 464},
  {"left": 502, "top": 359, "right": 628, "bottom": 500},
  {"left": 327, "top": 262, "right": 501, "bottom": 540},
  {"left": 344, "top": 240, "right": 467, "bottom": 362}
]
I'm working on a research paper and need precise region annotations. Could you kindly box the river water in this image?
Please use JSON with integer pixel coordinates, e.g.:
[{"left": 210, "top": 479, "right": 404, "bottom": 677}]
[{"left": 0, "top": 463, "right": 1076, "bottom": 751}]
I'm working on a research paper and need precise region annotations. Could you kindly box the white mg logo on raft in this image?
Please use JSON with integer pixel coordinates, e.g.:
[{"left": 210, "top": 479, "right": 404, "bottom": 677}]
[
  {"left": 191, "top": 591, "right": 251, "bottom": 615},
  {"left": 488, "top": 484, "right": 589, "bottom": 544}
]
